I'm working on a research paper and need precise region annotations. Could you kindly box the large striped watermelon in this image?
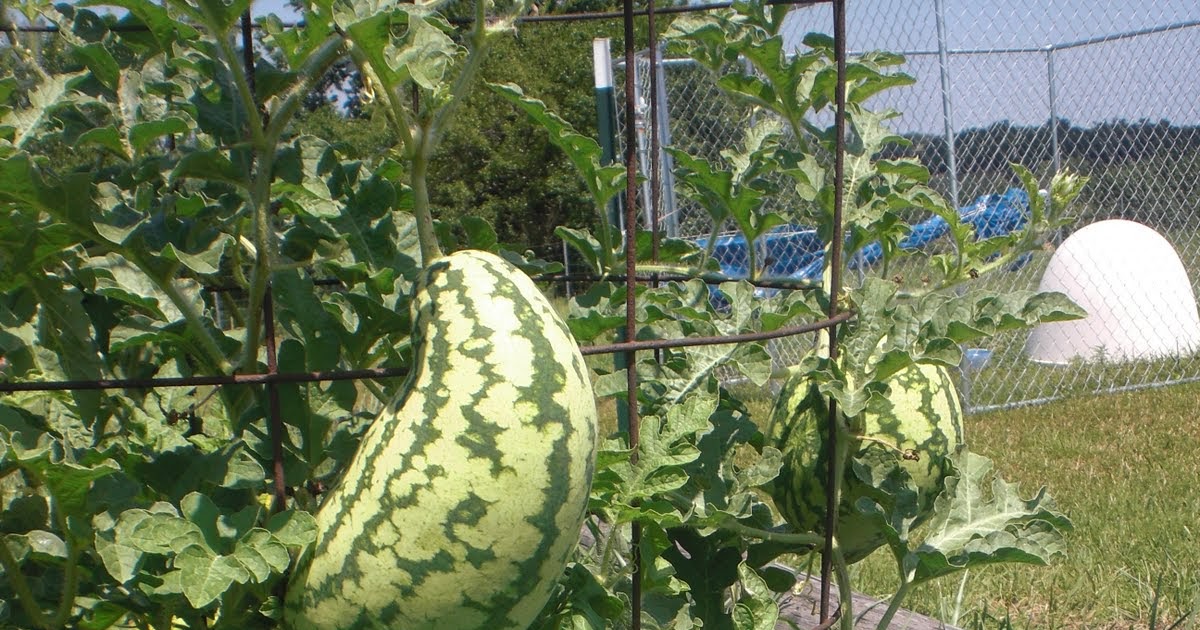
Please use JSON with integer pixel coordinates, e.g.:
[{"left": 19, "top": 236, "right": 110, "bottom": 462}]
[
  {"left": 285, "top": 250, "right": 599, "bottom": 629},
  {"left": 767, "top": 363, "right": 964, "bottom": 563}
]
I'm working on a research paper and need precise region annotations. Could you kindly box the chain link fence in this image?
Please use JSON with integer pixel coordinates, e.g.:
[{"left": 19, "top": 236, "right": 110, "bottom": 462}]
[{"left": 617, "top": 0, "right": 1200, "bottom": 411}]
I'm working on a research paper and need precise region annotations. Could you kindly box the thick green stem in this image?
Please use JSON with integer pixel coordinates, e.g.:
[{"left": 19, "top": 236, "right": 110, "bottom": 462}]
[
  {"left": 239, "top": 35, "right": 347, "bottom": 375},
  {"left": 700, "top": 219, "right": 722, "bottom": 271},
  {"left": 745, "top": 235, "right": 760, "bottom": 282},
  {"left": 241, "top": 187, "right": 275, "bottom": 373},
  {"left": 832, "top": 540, "right": 855, "bottom": 630},
  {"left": 590, "top": 200, "right": 617, "bottom": 273},
  {"left": 408, "top": 4, "right": 498, "bottom": 263},
  {"left": 409, "top": 134, "right": 443, "bottom": 263},
  {"left": 896, "top": 243, "right": 1040, "bottom": 300},
  {"left": 266, "top": 33, "right": 349, "bottom": 141},
  {"left": 128, "top": 254, "right": 233, "bottom": 375},
  {"left": 426, "top": 2, "right": 493, "bottom": 147},
  {"left": 0, "top": 534, "right": 49, "bottom": 629},
  {"left": 723, "top": 521, "right": 825, "bottom": 547},
  {"left": 49, "top": 514, "right": 79, "bottom": 629},
  {"left": 601, "top": 263, "right": 819, "bottom": 290},
  {"left": 874, "top": 576, "right": 912, "bottom": 629},
  {"left": 210, "top": 25, "right": 267, "bottom": 151},
  {"left": 826, "top": 405, "right": 853, "bottom": 629}
]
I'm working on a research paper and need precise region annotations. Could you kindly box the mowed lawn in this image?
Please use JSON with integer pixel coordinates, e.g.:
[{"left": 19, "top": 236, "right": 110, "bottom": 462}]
[{"left": 853, "top": 380, "right": 1200, "bottom": 629}]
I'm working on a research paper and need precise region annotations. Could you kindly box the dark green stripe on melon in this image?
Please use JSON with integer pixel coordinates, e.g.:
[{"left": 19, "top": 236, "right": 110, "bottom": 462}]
[
  {"left": 285, "top": 250, "right": 598, "bottom": 630},
  {"left": 767, "top": 363, "right": 963, "bottom": 564}
]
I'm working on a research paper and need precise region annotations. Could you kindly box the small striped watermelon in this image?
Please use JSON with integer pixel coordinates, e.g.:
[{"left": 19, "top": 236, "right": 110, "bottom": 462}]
[
  {"left": 285, "top": 250, "right": 599, "bottom": 629},
  {"left": 767, "top": 363, "right": 964, "bottom": 563}
]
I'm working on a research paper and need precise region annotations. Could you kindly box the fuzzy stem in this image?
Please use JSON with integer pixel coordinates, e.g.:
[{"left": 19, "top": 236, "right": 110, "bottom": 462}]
[
  {"left": 874, "top": 575, "right": 912, "bottom": 629},
  {"left": 128, "top": 254, "right": 233, "bottom": 375},
  {"left": 49, "top": 514, "right": 79, "bottom": 628},
  {"left": 832, "top": 540, "right": 855, "bottom": 630},
  {"left": 595, "top": 263, "right": 820, "bottom": 290},
  {"left": 409, "top": 133, "right": 443, "bottom": 263},
  {"left": 699, "top": 219, "right": 722, "bottom": 271},
  {"left": 0, "top": 535, "right": 49, "bottom": 629},
  {"left": 265, "top": 34, "right": 348, "bottom": 142},
  {"left": 745, "top": 235, "right": 760, "bottom": 283},
  {"left": 408, "top": 0, "right": 501, "bottom": 263},
  {"left": 723, "top": 521, "right": 825, "bottom": 547},
  {"left": 207, "top": 22, "right": 267, "bottom": 150},
  {"left": 241, "top": 172, "right": 275, "bottom": 373}
]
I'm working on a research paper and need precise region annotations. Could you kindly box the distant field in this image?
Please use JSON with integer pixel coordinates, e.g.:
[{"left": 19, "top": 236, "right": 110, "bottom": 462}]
[{"left": 852, "top": 381, "right": 1200, "bottom": 629}]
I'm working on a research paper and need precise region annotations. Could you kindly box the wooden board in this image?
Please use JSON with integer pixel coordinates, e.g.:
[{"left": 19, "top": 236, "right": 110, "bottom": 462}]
[
  {"left": 580, "top": 523, "right": 958, "bottom": 629},
  {"left": 777, "top": 570, "right": 961, "bottom": 630}
]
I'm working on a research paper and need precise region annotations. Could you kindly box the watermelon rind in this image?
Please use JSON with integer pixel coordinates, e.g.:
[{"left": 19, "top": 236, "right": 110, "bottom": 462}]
[
  {"left": 285, "top": 250, "right": 599, "bottom": 630},
  {"left": 767, "top": 363, "right": 964, "bottom": 564}
]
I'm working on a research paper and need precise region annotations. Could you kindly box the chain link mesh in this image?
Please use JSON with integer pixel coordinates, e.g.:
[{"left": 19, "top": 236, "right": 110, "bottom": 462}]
[{"left": 617, "top": 1, "right": 1200, "bottom": 410}]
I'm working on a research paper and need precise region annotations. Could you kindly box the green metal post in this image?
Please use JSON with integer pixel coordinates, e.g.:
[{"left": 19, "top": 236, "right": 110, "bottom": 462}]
[{"left": 593, "top": 37, "right": 629, "bottom": 433}]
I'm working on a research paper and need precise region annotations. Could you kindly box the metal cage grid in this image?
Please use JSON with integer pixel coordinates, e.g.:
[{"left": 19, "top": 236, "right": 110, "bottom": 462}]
[{"left": 619, "top": 1, "right": 1200, "bottom": 412}]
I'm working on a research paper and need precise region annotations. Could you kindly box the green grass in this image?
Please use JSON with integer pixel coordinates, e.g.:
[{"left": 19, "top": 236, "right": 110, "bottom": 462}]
[
  {"left": 851, "top": 381, "right": 1200, "bottom": 629},
  {"left": 599, "top": 378, "right": 1200, "bottom": 628}
]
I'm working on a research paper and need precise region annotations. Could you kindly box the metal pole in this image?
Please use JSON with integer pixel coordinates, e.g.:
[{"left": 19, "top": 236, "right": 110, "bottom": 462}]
[
  {"left": 822, "top": 0, "right": 848, "bottom": 620},
  {"left": 1046, "top": 47, "right": 1061, "bottom": 174},
  {"left": 593, "top": 38, "right": 629, "bottom": 433},
  {"left": 562, "top": 238, "right": 572, "bottom": 299},
  {"left": 594, "top": 37, "right": 630, "bottom": 434},
  {"left": 632, "top": 57, "right": 656, "bottom": 230},
  {"left": 593, "top": 38, "right": 624, "bottom": 233},
  {"left": 933, "top": 0, "right": 960, "bottom": 210},
  {"left": 653, "top": 50, "right": 680, "bottom": 239}
]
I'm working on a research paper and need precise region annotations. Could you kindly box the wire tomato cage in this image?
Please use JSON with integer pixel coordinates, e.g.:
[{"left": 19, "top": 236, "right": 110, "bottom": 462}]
[{"left": 0, "top": 0, "right": 856, "bottom": 626}]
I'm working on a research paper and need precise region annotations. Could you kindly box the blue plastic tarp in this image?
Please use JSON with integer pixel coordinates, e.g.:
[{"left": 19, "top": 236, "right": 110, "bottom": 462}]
[{"left": 697, "top": 187, "right": 1031, "bottom": 285}]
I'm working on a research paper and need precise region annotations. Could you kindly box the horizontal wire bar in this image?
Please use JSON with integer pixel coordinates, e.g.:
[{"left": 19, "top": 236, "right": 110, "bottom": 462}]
[
  {"left": 0, "top": 366, "right": 409, "bottom": 393},
  {"left": 0, "top": 313, "right": 853, "bottom": 392},
  {"left": 580, "top": 309, "right": 852, "bottom": 356},
  {"left": 0, "top": 0, "right": 830, "bottom": 33},
  {"left": 201, "top": 272, "right": 820, "bottom": 294}
]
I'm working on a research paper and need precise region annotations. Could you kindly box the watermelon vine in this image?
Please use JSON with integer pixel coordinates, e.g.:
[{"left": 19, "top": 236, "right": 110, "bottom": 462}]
[{"left": 0, "top": 0, "right": 1086, "bottom": 628}]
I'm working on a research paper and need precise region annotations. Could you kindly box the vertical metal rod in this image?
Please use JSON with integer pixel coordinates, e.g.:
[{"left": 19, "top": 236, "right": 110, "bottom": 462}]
[
  {"left": 1046, "top": 47, "right": 1061, "bottom": 173},
  {"left": 652, "top": 58, "right": 680, "bottom": 240},
  {"left": 562, "top": 237, "right": 573, "bottom": 299},
  {"left": 594, "top": 37, "right": 630, "bottom": 434},
  {"left": 621, "top": 0, "right": 642, "bottom": 628},
  {"left": 264, "top": 289, "right": 288, "bottom": 513},
  {"left": 241, "top": 7, "right": 285, "bottom": 513},
  {"left": 632, "top": 60, "right": 656, "bottom": 230},
  {"left": 648, "top": 0, "right": 661, "bottom": 265},
  {"left": 821, "top": 0, "right": 848, "bottom": 622},
  {"left": 240, "top": 10, "right": 256, "bottom": 97},
  {"left": 593, "top": 38, "right": 624, "bottom": 233},
  {"left": 933, "top": 0, "right": 959, "bottom": 210}
]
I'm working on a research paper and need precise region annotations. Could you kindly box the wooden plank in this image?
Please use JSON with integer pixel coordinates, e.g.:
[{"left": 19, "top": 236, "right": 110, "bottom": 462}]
[
  {"left": 776, "top": 570, "right": 960, "bottom": 630},
  {"left": 580, "top": 522, "right": 957, "bottom": 629}
]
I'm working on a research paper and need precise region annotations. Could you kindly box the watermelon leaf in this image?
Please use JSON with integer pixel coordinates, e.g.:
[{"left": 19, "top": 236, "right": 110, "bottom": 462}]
[
  {"left": 859, "top": 447, "right": 1071, "bottom": 589},
  {"left": 904, "top": 449, "right": 1073, "bottom": 584},
  {"left": 731, "top": 562, "right": 780, "bottom": 630}
]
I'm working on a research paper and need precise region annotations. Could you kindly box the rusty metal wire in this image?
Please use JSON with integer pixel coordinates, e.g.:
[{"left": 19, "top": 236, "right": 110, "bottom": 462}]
[
  {"left": 2, "top": 3, "right": 856, "bottom": 627},
  {"left": 0, "top": 0, "right": 831, "bottom": 32},
  {"left": 819, "top": 1, "right": 848, "bottom": 620},
  {"left": 0, "top": 367, "right": 411, "bottom": 393},
  {"left": 580, "top": 311, "right": 852, "bottom": 356}
]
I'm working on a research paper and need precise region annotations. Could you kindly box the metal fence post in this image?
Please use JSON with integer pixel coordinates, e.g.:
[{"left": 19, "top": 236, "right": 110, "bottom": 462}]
[
  {"left": 933, "top": 0, "right": 960, "bottom": 211},
  {"left": 1046, "top": 46, "right": 1061, "bottom": 174},
  {"left": 653, "top": 52, "right": 680, "bottom": 239}
]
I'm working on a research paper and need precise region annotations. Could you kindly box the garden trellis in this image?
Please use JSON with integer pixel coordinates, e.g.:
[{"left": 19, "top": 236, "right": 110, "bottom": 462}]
[
  {"left": 0, "top": 1, "right": 856, "bottom": 627},
  {"left": 0, "top": 0, "right": 1083, "bottom": 628},
  {"left": 619, "top": 0, "right": 1200, "bottom": 412}
]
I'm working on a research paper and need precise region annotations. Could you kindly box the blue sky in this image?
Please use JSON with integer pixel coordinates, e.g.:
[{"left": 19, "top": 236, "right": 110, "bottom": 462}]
[
  {"left": 782, "top": 0, "right": 1200, "bottom": 132},
  {"left": 68, "top": 0, "right": 1200, "bottom": 131}
]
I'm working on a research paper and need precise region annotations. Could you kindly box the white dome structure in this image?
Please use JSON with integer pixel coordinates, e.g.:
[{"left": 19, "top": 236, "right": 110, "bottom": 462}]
[{"left": 1025, "top": 219, "right": 1200, "bottom": 365}]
